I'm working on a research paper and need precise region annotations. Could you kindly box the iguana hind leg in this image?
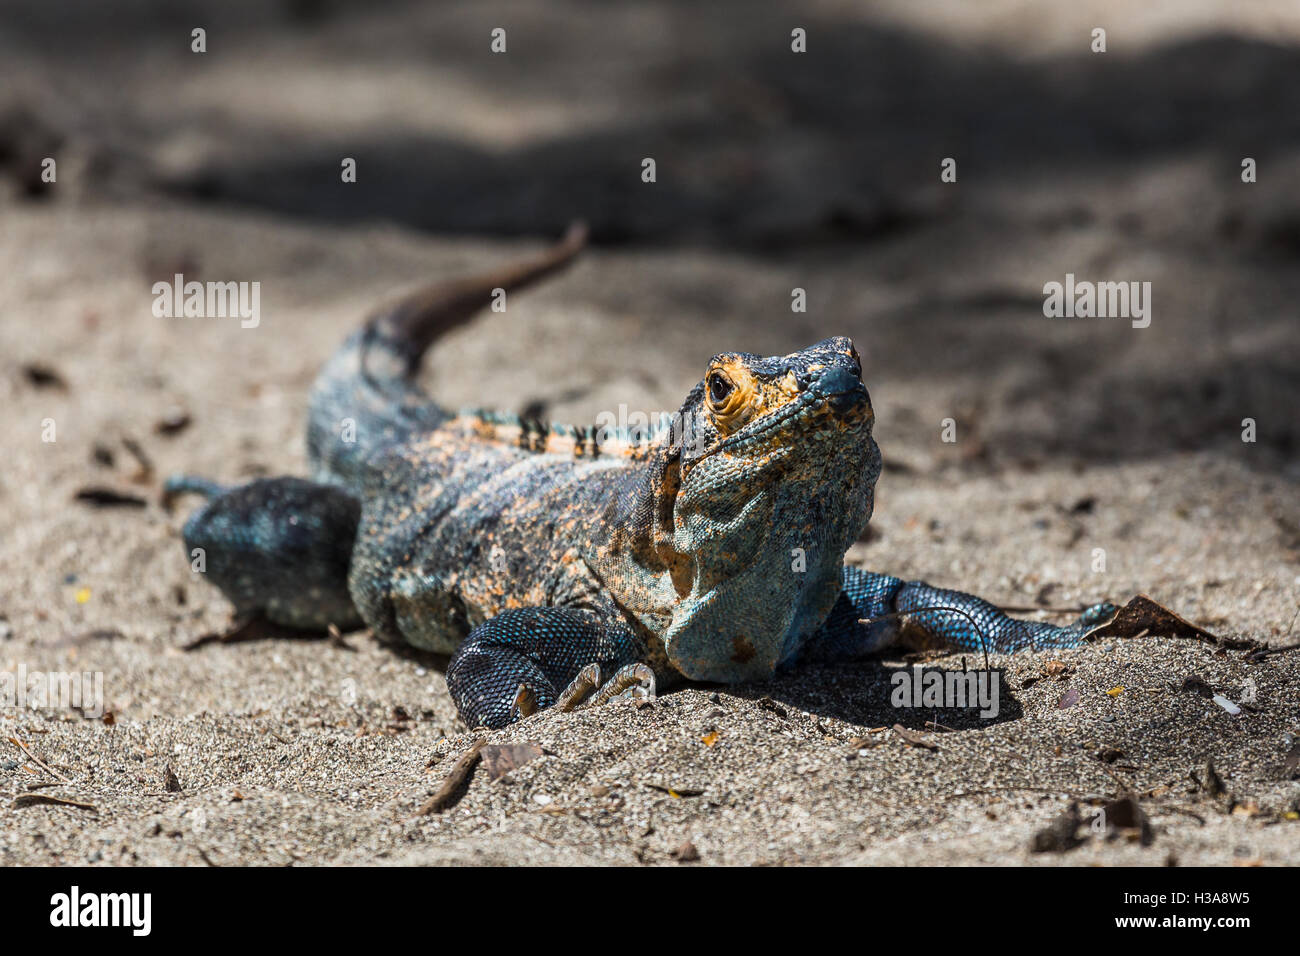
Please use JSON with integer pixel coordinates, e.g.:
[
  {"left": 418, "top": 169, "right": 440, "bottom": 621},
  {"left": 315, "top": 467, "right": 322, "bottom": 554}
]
[{"left": 166, "top": 475, "right": 363, "bottom": 631}]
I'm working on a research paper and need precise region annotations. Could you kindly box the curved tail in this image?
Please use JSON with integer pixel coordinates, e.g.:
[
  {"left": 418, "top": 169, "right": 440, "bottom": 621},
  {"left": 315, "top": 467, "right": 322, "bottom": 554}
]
[{"left": 306, "top": 223, "right": 588, "bottom": 489}]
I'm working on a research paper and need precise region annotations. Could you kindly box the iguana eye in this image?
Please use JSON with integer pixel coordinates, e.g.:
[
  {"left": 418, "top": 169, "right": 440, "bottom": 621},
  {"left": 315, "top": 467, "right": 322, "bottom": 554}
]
[{"left": 708, "top": 372, "right": 734, "bottom": 406}]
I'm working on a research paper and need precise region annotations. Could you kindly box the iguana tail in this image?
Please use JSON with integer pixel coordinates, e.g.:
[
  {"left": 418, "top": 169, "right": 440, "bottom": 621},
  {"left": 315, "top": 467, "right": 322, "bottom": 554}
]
[{"left": 306, "top": 223, "right": 588, "bottom": 489}]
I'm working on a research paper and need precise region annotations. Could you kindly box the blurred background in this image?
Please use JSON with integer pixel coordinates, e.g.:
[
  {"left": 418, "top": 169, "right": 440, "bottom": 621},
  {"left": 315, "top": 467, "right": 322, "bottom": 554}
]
[{"left": 4, "top": 0, "right": 1300, "bottom": 469}]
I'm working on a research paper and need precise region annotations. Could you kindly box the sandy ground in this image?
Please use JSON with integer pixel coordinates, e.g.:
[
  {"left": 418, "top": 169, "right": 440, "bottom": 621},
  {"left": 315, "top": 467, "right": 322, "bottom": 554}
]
[{"left": 1, "top": 1, "right": 1299, "bottom": 865}]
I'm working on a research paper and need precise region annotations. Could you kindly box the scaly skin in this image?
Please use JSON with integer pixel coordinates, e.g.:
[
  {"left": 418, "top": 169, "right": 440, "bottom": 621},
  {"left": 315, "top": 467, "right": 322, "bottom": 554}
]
[{"left": 168, "top": 225, "right": 1116, "bottom": 728}]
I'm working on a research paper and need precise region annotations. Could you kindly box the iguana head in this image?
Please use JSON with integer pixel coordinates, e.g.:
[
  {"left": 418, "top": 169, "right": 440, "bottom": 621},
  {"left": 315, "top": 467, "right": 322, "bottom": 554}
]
[{"left": 606, "top": 336, "right": 882, "bottom": 682}]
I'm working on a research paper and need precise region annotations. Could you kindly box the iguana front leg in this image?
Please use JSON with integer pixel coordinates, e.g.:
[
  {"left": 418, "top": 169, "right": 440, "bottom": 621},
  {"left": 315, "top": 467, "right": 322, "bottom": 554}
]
[
  {"left": 806, "top": 565, "right": 1117, "bottom": 662},
  {"left": 446, "top": 607, "right": 653, "bottom": 728}
]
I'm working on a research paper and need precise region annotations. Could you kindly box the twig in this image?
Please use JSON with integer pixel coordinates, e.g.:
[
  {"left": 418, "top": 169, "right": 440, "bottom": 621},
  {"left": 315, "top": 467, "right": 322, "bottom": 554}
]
[
  {"left": 998, "top": 605, "right": 1089, "bottom": 615},
  {"left": 1146, "top": 805, "right": 1207, "bottom": 825},
  {"left": 1246, "top": 641, "right": 1300, "bottom": 662},
  {"left": 862, "top": 603, "right": 993, "bottom": 669},
  {"left": 120, "top": 435, "right": 155, "bottom": 481},
  {"left": 946, "top": 785, "right": 1099, "bottom": 801},
  {"left": 892, "top": 724, "right": 939, "bottom": 750},
  {"left": 417, "top": 738, "right": 484, "bottom": 815},
  {"left": 327, "top": 623, "right": 356, "bottom": 652},
  {"left": 8, "top": 736, "right": 69, "bottom": 782},
  {"left": 1091, "top": 759, "right": 1132, "bottom": 794},
  {"left": 13, "top": 793, "right": 97, "bottom": 812}
]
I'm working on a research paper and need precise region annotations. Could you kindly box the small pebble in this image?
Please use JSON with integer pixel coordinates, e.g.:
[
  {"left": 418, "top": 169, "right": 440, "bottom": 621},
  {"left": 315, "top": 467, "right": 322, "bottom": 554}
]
[
  {"left": 1212, "top": 695, "right": 1242, "bottom": 716},
  {"left": 671, "top": 840, "right": 700, "bottom": 862}
]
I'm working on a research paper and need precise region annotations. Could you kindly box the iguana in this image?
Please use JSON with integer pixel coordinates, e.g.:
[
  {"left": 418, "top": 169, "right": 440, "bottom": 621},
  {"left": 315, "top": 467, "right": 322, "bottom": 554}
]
[{"left": 166, "top": 224, "right": 1117, "bottom": 728}]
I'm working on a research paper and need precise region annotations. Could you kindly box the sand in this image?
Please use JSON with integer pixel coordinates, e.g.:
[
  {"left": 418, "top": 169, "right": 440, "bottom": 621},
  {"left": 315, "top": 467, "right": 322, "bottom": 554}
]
[{"left": 1, "top": 0, "right": 1298, "bottom": 865}]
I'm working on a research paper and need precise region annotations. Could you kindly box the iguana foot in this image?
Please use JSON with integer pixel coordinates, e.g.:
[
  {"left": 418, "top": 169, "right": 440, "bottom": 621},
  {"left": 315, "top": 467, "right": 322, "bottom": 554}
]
[
  {"left": 446, "top": 607, "right": 645, "bottom": 728},
  {"left": 1076, "top": 602, "right": 1121, "bottom": 631}
]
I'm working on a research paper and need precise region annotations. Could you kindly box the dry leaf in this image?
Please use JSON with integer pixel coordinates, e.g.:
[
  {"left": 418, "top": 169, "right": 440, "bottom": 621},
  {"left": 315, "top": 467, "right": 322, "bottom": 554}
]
[
  {"left": 479, "top": 742, "right": 543, "bottom": 781},
  {"left": 1085, "top": 595, "right": 1257, "bottom": 650},
  {"left": 1057, "top": 686, "right": 1081, "bottom": 709}
]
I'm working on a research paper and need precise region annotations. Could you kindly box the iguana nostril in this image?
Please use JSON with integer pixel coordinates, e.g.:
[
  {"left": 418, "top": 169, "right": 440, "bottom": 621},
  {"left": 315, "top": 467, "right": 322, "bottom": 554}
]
[{"left": 817, "top": 367, "right": 861, "bottom": 396}]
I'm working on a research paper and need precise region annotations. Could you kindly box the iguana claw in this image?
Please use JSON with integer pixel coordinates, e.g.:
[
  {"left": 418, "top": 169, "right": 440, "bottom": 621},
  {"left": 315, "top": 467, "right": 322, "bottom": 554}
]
[
  {"left": 589, "top": 663, "right": 656, "bottom": 706},
  {"left": 556, "top": 663, "right": 604, "bottom": 712}
]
